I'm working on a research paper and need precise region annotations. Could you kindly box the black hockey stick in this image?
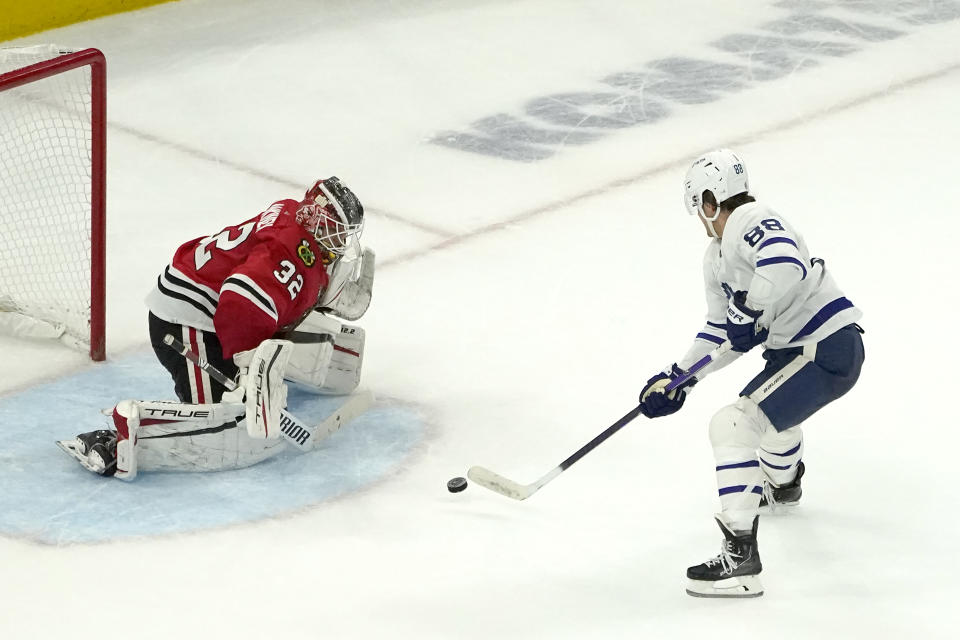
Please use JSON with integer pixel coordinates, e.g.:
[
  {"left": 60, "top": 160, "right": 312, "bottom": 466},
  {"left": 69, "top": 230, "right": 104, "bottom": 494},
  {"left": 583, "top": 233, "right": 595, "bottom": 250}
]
[
  {"left": 468, "top": 341, "right": 733, "bottom": 500},
  {"left": 163, "top": 334, "right": 241, "bottom": 392}
]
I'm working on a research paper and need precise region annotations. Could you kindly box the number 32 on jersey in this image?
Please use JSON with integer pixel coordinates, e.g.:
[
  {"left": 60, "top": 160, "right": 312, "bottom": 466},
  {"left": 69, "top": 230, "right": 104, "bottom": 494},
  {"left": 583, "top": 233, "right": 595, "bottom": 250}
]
[
  {"left": 193, "top": 220, "right": 304, "bottom": 300},
  {"left": 273, "top": 260, "right": 303, "bottom": 299}
]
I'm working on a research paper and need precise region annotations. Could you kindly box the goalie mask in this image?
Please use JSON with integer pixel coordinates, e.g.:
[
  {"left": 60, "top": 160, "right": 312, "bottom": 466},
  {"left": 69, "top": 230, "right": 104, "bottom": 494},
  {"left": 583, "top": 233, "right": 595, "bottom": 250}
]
[{"left": 296, "top": 177, "right": 364, "bottom": 258}]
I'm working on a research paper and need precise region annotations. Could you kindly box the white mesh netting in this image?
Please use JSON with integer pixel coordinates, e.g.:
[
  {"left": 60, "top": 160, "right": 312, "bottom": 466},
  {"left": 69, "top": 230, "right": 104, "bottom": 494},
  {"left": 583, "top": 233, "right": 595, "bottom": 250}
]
[{"left": 0, "top": 44, "right": 95, "bottom": 348}]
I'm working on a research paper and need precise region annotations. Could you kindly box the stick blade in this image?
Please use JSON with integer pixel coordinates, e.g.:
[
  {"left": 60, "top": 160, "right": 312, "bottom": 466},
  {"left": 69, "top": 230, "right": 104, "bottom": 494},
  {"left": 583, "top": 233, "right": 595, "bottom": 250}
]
[
  {"left": 313, "top": 389, "right": 375, "bottom": 441},
  {"left": 467, "top": 465, "right": 534, "bottom": 501}
]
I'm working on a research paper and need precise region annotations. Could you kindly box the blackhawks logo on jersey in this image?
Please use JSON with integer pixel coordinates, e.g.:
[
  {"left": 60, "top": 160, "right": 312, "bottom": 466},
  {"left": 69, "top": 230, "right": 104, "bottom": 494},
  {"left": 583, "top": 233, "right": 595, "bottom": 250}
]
[{"left": 297, "top": 239, "right": 316, "bottom": 267}]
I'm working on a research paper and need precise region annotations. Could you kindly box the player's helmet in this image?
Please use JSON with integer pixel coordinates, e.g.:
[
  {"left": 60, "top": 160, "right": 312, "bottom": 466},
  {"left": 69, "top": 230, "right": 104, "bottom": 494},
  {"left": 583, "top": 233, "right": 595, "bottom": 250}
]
[
  {"left": 296, "top": 177, "right": 364, "bottom": 255},
  {"left": 683, "top": 149, "right": 749, "bottom": 221}
]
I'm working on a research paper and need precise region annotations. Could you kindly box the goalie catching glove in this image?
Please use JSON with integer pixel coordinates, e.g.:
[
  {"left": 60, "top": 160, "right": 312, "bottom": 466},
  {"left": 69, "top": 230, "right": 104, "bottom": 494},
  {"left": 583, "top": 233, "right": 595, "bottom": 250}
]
[
  {"left": 318, "top": 247, "right": 375, "bottom": 321},
  {"left": 231, "top": 339, "right": 294, "bottom": 439},
  {"left": 638, "top": 363, "right": 698, "bottom": 418}
]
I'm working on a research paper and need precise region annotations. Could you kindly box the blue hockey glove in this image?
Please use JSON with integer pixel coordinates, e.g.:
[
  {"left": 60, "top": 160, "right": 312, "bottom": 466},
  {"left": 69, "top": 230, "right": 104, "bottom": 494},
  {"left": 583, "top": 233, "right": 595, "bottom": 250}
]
[
  {"left": 726, "top": 290, "right": 768, "bottom": 353},
  {"left": 638, "top": 364, "right": 697, "bottom": 418}
]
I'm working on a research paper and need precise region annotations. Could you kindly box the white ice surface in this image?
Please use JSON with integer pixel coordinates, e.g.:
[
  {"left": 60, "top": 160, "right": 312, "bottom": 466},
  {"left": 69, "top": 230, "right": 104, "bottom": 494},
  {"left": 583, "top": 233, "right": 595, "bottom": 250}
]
[{"left": 1, "top": 1, "right": 959, "bottom": 638}]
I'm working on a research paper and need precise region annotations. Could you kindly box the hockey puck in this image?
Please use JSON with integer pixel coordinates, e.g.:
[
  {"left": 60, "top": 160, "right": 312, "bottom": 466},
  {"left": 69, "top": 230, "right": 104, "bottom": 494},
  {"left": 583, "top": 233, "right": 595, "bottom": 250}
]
[{"left": 447, "top": 476, "right": 468, "bottom": 493}]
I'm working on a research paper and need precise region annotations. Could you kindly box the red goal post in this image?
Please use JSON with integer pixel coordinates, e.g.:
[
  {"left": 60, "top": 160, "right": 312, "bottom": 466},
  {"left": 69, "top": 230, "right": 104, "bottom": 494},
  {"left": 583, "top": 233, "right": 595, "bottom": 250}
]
[{"left": 0, "top": 46, "right": 106, "bottom": 361}]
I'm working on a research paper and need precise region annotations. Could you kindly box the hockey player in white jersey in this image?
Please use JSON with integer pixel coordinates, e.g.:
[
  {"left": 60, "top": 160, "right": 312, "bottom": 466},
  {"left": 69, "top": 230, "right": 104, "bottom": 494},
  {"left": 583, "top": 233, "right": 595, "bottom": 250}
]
[{"left": 637, "top": 150, "right": 864, "bottom": 598}]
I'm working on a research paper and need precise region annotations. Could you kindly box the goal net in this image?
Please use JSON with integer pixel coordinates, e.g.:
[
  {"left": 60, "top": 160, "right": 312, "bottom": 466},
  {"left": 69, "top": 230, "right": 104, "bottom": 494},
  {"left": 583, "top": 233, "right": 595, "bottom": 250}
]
[{"left": 0, "top": 44, "right": 106, "bottom": 361}]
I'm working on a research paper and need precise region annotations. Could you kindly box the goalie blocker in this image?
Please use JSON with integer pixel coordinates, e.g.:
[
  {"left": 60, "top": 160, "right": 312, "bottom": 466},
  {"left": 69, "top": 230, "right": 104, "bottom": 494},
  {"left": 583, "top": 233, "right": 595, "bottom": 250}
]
[{"left": 231, "top": 339, "right": 294, "bottom": 439}]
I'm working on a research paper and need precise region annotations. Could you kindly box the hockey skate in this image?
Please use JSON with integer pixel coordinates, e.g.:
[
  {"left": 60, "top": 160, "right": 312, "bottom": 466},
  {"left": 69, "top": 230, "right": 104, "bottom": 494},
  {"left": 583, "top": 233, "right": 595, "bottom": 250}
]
[
  {"left": 686, "top": 515, "right": 763, "bottom": 598},
  {"left": 760, "top": 461, "right": 804, "bottom": 509},
  {"left": 56, "top": 429, "right": 118, "bottom": 477}
]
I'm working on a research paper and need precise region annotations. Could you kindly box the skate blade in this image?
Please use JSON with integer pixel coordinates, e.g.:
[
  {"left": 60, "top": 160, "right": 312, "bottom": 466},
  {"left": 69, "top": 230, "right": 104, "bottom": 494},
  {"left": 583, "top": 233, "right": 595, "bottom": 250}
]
[
  {"left": 686, "top": 575, "right": 763, "bottom": 598},
  {"left": 759, "top": 500, "right": 800, "bottom": 513},
  {"left": 56, "top": 439, "right": 83, "bottom": 458},
  {"left": 56, "top": 439, "right": 108, "bottom": 475}
]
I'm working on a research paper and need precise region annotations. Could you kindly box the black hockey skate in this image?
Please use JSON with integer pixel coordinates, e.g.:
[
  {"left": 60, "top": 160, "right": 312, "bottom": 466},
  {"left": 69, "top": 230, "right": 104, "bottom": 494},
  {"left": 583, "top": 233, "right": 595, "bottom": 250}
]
[
  {"left": 56, "top": 429, "right": 118, "bottom": 477},
  {"left": 686, "top": 515, "right": 763, "bottom": 598},
  {"left": 760, "top": 461, "right": 805, "bottom": 509}
]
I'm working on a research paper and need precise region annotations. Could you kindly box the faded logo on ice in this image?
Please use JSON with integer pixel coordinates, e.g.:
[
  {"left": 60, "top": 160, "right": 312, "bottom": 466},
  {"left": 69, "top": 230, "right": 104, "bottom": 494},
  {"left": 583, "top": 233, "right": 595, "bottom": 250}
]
[{"left": 431, "top": 1, "right": 960, "bottom": 161}]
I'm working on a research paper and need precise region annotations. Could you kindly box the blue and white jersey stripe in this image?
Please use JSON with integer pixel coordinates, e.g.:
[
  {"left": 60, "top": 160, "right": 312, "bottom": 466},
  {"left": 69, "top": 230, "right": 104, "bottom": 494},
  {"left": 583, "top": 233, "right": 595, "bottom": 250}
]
[
  {"left": 754, "top": 227, "right": 807, "bottom": 280},
  {"left": 695, "top": 319, "right": 726, "bottom": 345},
  {"left": 756, "top": 255, "right": 807, "bottom": 280},
  {"left": 675, "top": 201, "right": 862, "bottom": 379},
  {"left": 757, "top": 236, "right": 797, "bottom": 251}
]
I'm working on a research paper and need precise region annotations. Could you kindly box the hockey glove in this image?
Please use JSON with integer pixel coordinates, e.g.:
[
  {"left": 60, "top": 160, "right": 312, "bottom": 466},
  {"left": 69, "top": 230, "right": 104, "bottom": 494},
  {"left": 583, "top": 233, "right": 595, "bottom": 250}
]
[
  {"left": 233, "top": 339, "right": 294, "bottom": 439},
  {"left": 318, "top": 248, "right": 375, "bottom": 321},
  {"left": 638, "top": 363, "right": 697, "bottom": 418},
  {"left": 726, "top": 291, "right": 768, "bottom": 353}
]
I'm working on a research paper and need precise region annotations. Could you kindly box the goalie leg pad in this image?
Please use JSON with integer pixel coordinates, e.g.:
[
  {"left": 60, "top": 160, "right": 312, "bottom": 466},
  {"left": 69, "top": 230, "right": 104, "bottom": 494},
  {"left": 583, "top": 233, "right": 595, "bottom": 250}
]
[
  {"left": 316, "top": 324, "right": 365, "bottom": 395},
  {"left": 114, "top": 399, "right": 282, "bottom": 473},
  {"left": 113, "top": 400, "right": 141, "bottom": 481},
  {"left": 114, "top": 399, "right": 249, "bottom": 480},
  {"left": 285, "top": 313, "right": 364, "bottom": 395},
  {"left": 136, "top": 418, "right": 286, "bottom": 472},
  {"left": 62, "top": 398, "right": 286, "bottom": 478},
  {"left": 285, "top": 311, "right": 340, "bottom": 390}
]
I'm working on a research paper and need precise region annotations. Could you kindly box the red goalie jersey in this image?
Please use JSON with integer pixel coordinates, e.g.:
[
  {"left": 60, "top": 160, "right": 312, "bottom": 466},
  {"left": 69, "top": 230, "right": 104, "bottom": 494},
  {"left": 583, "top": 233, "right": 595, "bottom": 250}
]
[{"left": 146, "top": 200, "right": 330, "bottom": 358}]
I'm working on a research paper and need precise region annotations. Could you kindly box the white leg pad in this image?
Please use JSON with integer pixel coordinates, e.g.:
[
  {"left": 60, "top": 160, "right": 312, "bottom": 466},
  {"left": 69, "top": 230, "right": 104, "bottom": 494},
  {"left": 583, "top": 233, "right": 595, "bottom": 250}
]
[
  {"left": 110, "top": 399, "right": 284, "bottom": 474},
  {"left": 136, "top": 420, "right": 287, "bottom": 472},
  {"left": 286, "top": 318, "right": 364, "bottom": 395},
  {"left": 284, "top": 311, "right": 364, "bottom": 395},
  {"left": 320, "top": 324, "right": 364, "bottom": 395},
  {"left": 285, "top": 311, "right": 339, "bottom": 390},
  {"left": 113, "top": 400, "right": 141, "bottom": 481}
]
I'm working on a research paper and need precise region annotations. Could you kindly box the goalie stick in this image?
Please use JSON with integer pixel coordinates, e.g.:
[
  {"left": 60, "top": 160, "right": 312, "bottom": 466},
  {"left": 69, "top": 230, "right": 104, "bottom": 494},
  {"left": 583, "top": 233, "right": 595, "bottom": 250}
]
[
  {"left": 468, "top": 341, "right": 734, "bottom": 500},
  {"left": 162, "top": 334, "right": 373, "bottom": 451}
]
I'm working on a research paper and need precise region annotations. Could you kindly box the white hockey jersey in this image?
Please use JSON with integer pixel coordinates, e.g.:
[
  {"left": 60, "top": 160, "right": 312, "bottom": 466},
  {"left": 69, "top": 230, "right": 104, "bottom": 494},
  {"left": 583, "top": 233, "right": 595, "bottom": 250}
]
[{"left": 677, "top": 201, "right": 862, "bottom": 378}]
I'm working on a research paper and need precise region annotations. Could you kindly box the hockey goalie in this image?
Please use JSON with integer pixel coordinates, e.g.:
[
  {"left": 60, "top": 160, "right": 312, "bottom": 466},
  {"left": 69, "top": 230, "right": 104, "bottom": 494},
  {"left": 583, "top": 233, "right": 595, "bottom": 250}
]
[{"left": 58, "top": 177, "right": 375, "bottom": 480}]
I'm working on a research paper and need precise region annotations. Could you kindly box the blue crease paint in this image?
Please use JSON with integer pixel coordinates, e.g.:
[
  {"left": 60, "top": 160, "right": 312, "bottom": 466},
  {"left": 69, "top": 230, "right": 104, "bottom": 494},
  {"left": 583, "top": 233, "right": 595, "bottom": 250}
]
[{"left": 0, "top": 350, "right": 423, "bottom": 544}]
